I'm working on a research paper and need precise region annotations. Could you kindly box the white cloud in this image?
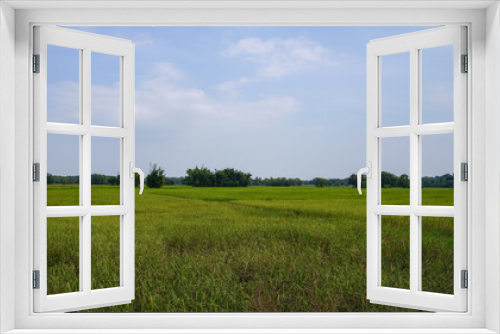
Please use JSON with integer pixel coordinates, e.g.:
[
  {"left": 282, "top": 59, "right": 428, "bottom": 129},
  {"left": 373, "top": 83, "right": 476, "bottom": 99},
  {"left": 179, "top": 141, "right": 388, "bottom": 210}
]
[
  {"left": 149, "top": 62, "right": 185, "bottom": 81},
  {"left": 47, "top": 81, "right": 80, "bottom": 123},
  {"left": 135, "top": 62, "right": 298, "bottom": 128},
  {"left": 47, "top": 61, "right": 298, "bottom": 131},
  {"left": 214, "top": 76, "right": 252, "bottom": 92},
  {"left": 134, "top": 38, "right": 154, "bottom": 46},
  {"left": 91, "top": 83, "right": 121, "bottom": 126},
  {"left": 131, "top": 32, "right": 155, "bottom": 46},
  {"left": 48, "top": 80, "right": 121, "bottom": 126},
  {"left": 424, "top": 82, "right": 453, "bottom": 105},
  {"left": 222, "top": 37, "right": 340, "bottom": 79},
  {"left": 216, "top": 37, "right": 344, "bottom": 93}
]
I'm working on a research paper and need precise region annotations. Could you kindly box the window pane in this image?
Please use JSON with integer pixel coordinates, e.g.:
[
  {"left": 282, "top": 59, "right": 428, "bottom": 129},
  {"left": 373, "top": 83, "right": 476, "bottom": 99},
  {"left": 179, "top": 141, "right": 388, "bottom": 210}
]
[
  {"left": 92, "top": 52, "right": 121, "bottom": 127},
  {"left": 91, "top": 137, "right": 121, "bottom": 206},
  {"left": 421, "top": 133, "right": 454, "bottom": 206},
  {"left": 91, "top": 216, "right": 121, "bottom": 290},
  {"left": 47, "top": 217, "right": 80, "bottom": 295},
  {"left": 47, "top": 45, "right": 80, "bottom": 124},
  {"left": 381, "top": 52, "right": 410, "bottom": 127},
  {"left": 421, "top": 45, "right": 454, "bottom": 124},
  {"left": 381, "top": 136, "right": 410, "bottom": 205},
  {"left": 47, "top": 134, "right": 79, "bottom": 206},
  {"left": 421, "top": 217, "right": 454, "bottom": 294},
  {"left": 381, "top": 215, "right": 410, "bottom": 290}
]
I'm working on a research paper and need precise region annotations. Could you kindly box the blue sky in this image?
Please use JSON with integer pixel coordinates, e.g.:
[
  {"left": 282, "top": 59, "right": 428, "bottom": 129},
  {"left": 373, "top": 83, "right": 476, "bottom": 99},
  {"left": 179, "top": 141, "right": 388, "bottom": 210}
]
[{"left": 47, "top": 26, "right": 454, "bottom": 179}]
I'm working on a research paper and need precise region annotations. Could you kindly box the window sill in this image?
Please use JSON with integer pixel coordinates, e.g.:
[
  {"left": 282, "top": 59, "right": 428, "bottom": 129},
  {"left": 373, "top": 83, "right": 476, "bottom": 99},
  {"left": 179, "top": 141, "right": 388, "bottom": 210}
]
[{"left": 3, "top": 329, "right": 497, "bottom": 334}]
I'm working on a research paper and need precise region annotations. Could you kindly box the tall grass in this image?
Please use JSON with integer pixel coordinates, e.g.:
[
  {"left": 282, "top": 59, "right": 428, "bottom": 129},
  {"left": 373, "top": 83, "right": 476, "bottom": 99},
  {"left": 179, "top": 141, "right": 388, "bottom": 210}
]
[{"left": 46, "top": 185, "right": 454, "bottom": 312}]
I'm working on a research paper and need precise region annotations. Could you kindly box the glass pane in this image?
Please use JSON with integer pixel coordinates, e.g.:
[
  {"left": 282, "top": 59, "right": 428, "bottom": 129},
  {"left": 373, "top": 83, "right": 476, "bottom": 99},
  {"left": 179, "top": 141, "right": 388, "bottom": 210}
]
[
  {"left": 381, "top": 215, "right": 410, "bottom": 290},
  {"left": 421, "top": 45, "right": 454, "bottom": 124},
  {"left": 47, "top": 45, "right": 80, "bottom": 124},
  {"left": 91, "top": 137, "right": 121, "bottom": 206},
  {"left": 421, "top": 217, "right": 454, "bottom": 294},
  {"left": 47, "top": 134, "right": 79, "bottom": 206},
  {"left": 381, "top": 136, "right": 410, "bottom": 205},
  {"left": 92, "top": 52, "right": 121, "bottom": 127},
  {"left": 91, "top": 216, "right": 121, "bottom": 289},
  {"left": 381, "top": 52, "right": 410, "bottom": 127},
  {"left": 421, "top": 133, "right": 454, "bottom": 206},
  {"left": 47, "top": 217, "right": 80, "bottom": 295}
]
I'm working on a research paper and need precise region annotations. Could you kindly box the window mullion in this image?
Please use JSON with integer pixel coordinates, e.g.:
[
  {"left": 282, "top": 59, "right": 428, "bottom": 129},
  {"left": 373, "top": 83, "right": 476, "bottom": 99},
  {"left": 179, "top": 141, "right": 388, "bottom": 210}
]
[
  {"left": 409, "top": 47, "right": 420, "bottom": 294},
  {"left": 416, "top": 48, "right": 423, "bottom": 293},
  {"left": 82, "top": 48, "right": 92, "bottom": 294}
]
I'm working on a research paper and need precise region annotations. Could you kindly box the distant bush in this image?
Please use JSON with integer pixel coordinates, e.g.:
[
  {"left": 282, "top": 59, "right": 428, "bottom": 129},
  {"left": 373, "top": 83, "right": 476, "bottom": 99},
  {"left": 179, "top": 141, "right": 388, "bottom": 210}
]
[
  {"left": 46, "top": 170, "right": 454, "bottom": 189},
  {"left": 422, "top": 173, "right": 453, "bottom": 188},
  {"left": 91, "top": 174, "right": 106, "bottom": 185},
  {"left": 185, "top": 167, "right": 251, "bottom": 187},
  {"left": 347, "top": 174, "right": 357, "bottom": 187},
  {"left": 381, "top": 171, "right": 452, "bottom": 188},
  {"left": 107, "top": 175, "right": 120, "bottom": 186},
  {"left": 135, "top": 173, "right": 140, "bottom": 188},
  {"left": 46, "top": 174, "right": 79, "bottom": 185},
  {"left": 146, "top": 163, "right": 165, "bottom": 188},
  {"left": 314, "top": 177, "right": 328, "bottom": 187},
  {"left": 398, "top": 174, "right": 410, "bottom": 188},
  {"left": 165, "top": 177, "right": 184, "bottom": 185},
  {"left": 184, "top": 166, "right": 214, "bottom": 187},
  {"left": 252, "top": 177, "right": 303, "bottom": 187}
]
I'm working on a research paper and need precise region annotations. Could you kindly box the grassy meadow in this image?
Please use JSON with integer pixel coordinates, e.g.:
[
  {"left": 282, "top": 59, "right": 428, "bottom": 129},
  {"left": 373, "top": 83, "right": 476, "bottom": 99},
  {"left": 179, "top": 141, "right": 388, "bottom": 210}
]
[{"left": 46, "top": 185, "right": 454, "bottom": 312}]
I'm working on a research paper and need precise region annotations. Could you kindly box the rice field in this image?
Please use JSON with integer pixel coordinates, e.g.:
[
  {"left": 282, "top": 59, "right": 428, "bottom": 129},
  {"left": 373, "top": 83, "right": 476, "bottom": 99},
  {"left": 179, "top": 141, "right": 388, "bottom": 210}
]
[{"left": 46, "top": 185, "right": 454, "bottom": 312}]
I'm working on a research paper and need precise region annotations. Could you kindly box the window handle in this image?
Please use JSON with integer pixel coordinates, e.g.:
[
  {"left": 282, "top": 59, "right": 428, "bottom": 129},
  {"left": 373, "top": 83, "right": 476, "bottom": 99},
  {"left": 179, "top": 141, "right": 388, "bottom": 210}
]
[
  {"left": 357, "top": 162, "right": 371, "bottom": 195},
  {"left": 129, "top": 162, "right": 145, "bottom": 195}
]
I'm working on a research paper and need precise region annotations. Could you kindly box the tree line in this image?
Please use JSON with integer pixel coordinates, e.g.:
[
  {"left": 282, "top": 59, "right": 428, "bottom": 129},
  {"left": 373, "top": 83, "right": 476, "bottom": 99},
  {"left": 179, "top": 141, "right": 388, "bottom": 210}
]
[
  {"left": 47, "top": 173, "right": 120, "bottom": 185},
  {"left": 184, "top": 166, "right": 252, "bottom": 187},
  {"left": 48, "top": 166, "right": 454, "bottom": 189}
]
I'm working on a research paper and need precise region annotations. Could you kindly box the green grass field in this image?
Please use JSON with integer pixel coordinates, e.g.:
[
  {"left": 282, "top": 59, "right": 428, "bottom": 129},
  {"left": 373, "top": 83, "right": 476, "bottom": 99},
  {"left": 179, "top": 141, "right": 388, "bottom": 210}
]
[{"left": 46, "top": 185, "right": 454, "bottom": 312}]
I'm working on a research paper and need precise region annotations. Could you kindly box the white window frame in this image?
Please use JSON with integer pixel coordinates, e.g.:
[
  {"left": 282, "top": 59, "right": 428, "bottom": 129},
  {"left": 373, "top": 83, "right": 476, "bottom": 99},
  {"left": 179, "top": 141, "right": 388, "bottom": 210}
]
[
  {"left": 33, "top": 25, "right": 136, "bottom": 313},
  {"left": 365, "top": 26, "right": 468, "bottom": 312},
  {"left": 1, "top": 1, "right": 500, "bottom": 333}
]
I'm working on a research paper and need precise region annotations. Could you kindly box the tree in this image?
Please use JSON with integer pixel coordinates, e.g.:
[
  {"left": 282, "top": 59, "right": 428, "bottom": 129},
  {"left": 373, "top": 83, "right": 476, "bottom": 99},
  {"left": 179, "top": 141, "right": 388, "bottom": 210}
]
[
  {"left": 165, "top": 177, "right": 184, "bottom": 185},
  {"left": 347, "top": 173, "right": 357, "bottom": 187},
  {"left": 293, "top": 178, "right": 303, "bottom": 187},
  {"left": 135, "top": 173, "right": 140, "bottom": 188},
  {"left": 184, "top": 166, "right": 214, "bottom": 187},
  {"left": 381, "top": 171, "right": 398, "bottom": 188},
  {"left": 314, "top": 177, "right": 328, "bottom": 187},
  {"left": 145, "top": 163, "right": 165, "bottom": 188},
  {"left": 47, "top": 173, "right": 55, "bottom": 185},
  {"left": 398, "top": 174, "right": 410, "bottom": 188},
  {"left": 108, "top": 174, "right": 120, "bottom": 186},
  {"left": 185, "top": 167, "right": 251, "bottom": 187},
  {"left": 91, "top": 174, "right": 106, "bottom": 185},
  {"left": 252, "top": 177, "right": 264, "bottom": 186}
]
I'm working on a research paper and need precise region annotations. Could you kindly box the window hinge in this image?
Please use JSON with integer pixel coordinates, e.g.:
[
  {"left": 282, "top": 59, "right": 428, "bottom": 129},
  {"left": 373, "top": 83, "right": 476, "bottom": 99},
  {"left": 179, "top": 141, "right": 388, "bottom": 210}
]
[
  {"left": 461, "top": 162, "right": 468, "bottom": 182},
  {"left": 33, "top": 163, "right": 40, "bottom": 182},
  {"left": 33, "top": 270, "right": 40, "bottom": 289},
  {"left": 33, "top": 54, "right": 40, "bottom": 73},
  {"left": 461, "top": 54, "right": 468, "bottom": 73},
  {"left": 461, "top": 270, "right": 468, "bottom": 289}
]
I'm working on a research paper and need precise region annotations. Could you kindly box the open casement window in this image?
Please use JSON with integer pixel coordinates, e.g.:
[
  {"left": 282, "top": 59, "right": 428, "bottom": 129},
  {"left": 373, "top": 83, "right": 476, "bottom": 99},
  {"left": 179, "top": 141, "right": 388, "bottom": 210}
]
[
  {"left": 33, "top": 26, "right": 141, "bottom": 312},
  {"left": 365, "top": 26, "right": 467, "bottom": 312}
]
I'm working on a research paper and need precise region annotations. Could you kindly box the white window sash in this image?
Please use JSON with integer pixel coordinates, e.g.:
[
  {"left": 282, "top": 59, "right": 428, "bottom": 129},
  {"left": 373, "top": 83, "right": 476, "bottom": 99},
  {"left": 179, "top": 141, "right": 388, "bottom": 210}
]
[
  {"left": 366, "top": 26, "right": 468, "bottom": 312},
  {"left": 32, "top": 25, "right": 136, "bottom": 313}
]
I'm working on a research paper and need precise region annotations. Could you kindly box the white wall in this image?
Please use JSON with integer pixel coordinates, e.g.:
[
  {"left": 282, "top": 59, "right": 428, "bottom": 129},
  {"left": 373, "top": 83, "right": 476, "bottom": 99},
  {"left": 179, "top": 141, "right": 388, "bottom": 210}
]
[
  {"left": 485, "top": 2, "right": 500, "bottom": 333},
  {"left": 0, "top": 2, "right": 16, "bottom": 333},
  {"left": 3, "top": 5, "right": 492, "bottom": 332}
]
